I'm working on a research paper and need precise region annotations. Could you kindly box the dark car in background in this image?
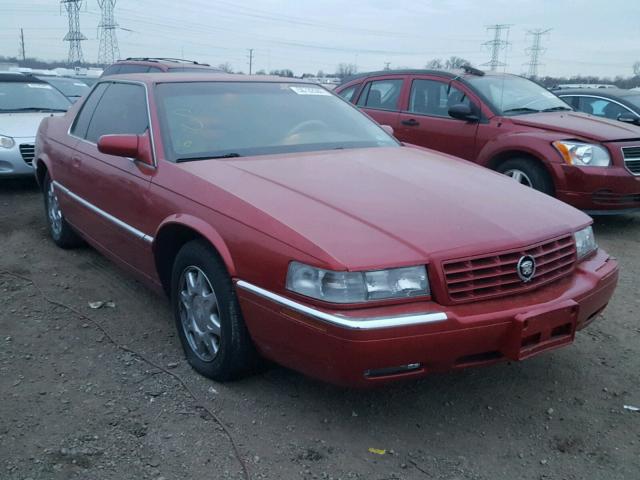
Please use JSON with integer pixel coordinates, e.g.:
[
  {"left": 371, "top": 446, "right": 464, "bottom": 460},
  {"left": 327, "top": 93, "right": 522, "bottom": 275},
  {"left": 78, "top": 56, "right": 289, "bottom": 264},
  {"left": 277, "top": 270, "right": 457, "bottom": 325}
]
[
  {"left": 101, "top": 57, "right": 223, "bottom": 76},
  {"left": 36, "top": 75, "right": 90, "bottom": 103},
  {"left": 336, "top": 69, "right": 640, "bottom": 214},
  {"left": 556, "top": 88, "right": 640, "bottom": 126}
]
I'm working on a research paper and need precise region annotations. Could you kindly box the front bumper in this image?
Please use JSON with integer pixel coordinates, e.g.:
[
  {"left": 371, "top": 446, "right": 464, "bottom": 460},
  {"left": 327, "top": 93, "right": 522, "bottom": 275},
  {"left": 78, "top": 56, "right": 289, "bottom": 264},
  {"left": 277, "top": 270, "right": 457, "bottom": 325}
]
[
  {"left": 236, "top": 249, "right": 618, "bottom": 387},
  {"left": 0, "top": 138, "right": 35, "bottom": 178},
  {"left": 553, "top": 164, "right": 640, "bottom": 213}
]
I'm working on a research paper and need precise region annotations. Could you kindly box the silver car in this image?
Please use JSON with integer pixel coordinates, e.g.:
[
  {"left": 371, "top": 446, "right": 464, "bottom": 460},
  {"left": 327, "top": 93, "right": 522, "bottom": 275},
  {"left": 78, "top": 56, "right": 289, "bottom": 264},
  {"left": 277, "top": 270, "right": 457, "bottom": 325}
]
[{"left": 0, "top": 74, "right": 70, "bottom": 178}]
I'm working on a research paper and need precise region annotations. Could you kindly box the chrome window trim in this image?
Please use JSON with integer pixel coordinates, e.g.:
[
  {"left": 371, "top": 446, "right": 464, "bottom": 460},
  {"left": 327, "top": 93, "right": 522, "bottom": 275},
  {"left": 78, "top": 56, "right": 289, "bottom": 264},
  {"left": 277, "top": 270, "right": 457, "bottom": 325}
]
[
  {"left": 558, "top": 94, "right": 638, "bottom": 118},
  {"left": 53, "top": 180, "right": 154, "bottom": 243},
  {"left": 236, "top": 280, "right": 447, "bottom": 330},
  {"left": 66, "top": 79, "right": 157, "bottom": 168}
]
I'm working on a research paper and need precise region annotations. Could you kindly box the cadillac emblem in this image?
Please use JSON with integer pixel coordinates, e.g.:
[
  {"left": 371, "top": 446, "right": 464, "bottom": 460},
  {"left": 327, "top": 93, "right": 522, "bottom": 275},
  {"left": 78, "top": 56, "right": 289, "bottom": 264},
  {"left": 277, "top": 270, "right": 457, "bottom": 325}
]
[{"left": 516, "top": 255, "right": 536, "bottom": 283}]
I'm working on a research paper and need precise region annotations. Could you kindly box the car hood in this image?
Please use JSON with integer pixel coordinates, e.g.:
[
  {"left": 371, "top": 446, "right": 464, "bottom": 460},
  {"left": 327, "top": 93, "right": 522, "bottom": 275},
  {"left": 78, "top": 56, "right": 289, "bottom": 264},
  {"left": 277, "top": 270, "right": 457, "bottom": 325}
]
[
  {"left": 180, "top": 147, "right": 589, "bottom": 270},
  {"left": 508, "top": 111, "right": 640, "bottom": 142},
  {"left": 0, "top": 112, "right": 63, "bottom": 138}
]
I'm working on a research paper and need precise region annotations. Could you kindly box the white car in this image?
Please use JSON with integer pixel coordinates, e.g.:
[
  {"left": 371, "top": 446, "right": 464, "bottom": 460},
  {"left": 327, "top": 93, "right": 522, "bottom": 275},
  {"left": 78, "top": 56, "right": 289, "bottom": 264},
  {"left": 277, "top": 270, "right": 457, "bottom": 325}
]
[{"left": 0, "top": 73, "right": 70, "bottom": 178}]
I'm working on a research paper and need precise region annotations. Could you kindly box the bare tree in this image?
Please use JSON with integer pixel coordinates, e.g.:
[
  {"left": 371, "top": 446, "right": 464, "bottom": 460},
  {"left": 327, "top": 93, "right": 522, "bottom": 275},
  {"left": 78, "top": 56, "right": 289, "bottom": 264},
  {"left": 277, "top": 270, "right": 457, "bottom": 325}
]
[
  {"left": 425, "top": 58, "right": 444, "bottom": 69},
  {"left": 336, "top": 63, "right": 358, "bottom": 79},
  {"left": 444, "top": 56, "right": 470, "bottom": 70},
  {"left": 634, "top": 61, "right": 640, "bottom": 77},
  {"left": 217, "top": 62, "right": 234, "bottom": 73}
]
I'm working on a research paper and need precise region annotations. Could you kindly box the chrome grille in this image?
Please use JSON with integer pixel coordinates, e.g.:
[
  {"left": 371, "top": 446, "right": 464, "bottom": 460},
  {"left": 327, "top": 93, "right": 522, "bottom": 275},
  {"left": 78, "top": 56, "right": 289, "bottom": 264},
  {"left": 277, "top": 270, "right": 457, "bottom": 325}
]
[
  {"left": 622, "top": 146, "right": 640, "bottom": 175},
  {"left": 442, "top": 235, "right": 577, "bottom": 303},
  {"left": 19, "top": 143, "right": 35, "bottom": 165}
]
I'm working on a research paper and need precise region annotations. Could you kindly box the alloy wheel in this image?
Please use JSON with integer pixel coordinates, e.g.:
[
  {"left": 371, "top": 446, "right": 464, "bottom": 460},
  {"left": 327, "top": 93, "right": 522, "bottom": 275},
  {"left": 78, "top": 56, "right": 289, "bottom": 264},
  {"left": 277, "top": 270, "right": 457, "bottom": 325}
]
[
  {"left": 47, "top": 181, "right": 63, "bottom": 237},
  {"left": 503, "top": 168, "right": 534, "bottom": 188}
]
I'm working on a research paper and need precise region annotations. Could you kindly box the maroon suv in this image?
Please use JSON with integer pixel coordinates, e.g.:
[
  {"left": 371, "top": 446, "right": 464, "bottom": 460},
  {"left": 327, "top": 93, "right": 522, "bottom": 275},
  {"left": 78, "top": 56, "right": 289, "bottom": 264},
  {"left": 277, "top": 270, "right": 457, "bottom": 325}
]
[
  {"left": 336, "top": 69, "right": 640, "bottom": 214},
  {"left": 101, "top": 57, "right": 222, "bottom": 76}
]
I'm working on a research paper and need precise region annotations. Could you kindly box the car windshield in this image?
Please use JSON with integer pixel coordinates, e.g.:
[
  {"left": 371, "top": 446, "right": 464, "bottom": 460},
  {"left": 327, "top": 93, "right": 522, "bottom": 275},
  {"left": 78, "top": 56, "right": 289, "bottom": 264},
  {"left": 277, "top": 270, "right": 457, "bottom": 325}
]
[
  {"left": 624, "top": 94, "right": 640, "bottom": 110},
  {"left": 155, "top": 81, "right": 399, "bottom": 161},
  {"left": 0, "top": 81, "right": 70, "bottom": 112},
  {"left": 467, "top": 75, "right": 570, "bottom": 115},
  {"left": 39, "top": 77, "right": 90, "bottom": 98}
]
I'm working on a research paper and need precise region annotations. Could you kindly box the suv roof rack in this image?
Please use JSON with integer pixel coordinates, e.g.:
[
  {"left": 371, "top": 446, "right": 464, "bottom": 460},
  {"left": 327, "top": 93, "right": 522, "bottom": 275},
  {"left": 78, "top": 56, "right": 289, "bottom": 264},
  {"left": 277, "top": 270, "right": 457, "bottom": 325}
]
[
  {"left": 460, "top": 65, "right": 485, "bottom": 76},
  {"left": 122, "top": 57, "right": 211, "bottom": 66}
]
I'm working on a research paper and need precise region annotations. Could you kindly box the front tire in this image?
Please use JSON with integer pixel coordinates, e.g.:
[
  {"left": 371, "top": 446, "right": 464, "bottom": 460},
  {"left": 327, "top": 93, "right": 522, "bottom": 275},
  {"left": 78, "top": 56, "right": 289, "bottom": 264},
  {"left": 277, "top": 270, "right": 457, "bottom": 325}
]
[
  {"left": 497, "top": 158, "right": 554, "bottom": 196},
  {"left": 171, "top": 239, "right": 257, "bottom": 381},
  {"left": 43, "top": 173, "right": 83, "bottom": 249}
]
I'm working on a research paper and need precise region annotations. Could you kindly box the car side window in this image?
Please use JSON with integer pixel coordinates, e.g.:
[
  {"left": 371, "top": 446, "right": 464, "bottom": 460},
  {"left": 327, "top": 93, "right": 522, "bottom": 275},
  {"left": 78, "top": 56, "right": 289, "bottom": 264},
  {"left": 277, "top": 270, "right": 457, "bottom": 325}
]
[
  {"left": 408, "top": 79, "right": 470, "bottom": 117},
  {"left": 338, "top": 84, "right": 359, "bottom": 103},
  {"left": 560, "top": 96, "right": 578, "bottom": 108},
  {"left": 357, "top": 79, "right": 402, "bottom": 110},
  {"left": 116, "top": 64, "right": 151, "bottom": 74},
  {"left": 85, "top": 83, "right": 149, "bottom": 144},
  {"left": 102, "top": 65, "right": 121, "bottom": 76},
  {"left": 70, "top": 83, "right": 109, "bottom": 139},
  {"left": 578, "top": 96, "right": 628, "bottom": 120}
]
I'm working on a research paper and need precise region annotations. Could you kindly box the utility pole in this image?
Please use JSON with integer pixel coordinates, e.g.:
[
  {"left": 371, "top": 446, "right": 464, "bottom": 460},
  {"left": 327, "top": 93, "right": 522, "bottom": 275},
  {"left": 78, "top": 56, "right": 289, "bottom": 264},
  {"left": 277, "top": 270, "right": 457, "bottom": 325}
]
[
  {"left": 61, "top": 0, "right": 86, "bottom": 66},
  {"left": 384, "top": 62, "right": 391, "bottom": 70},
  {"left": 247, "top": 48, "right": 254, "bottom": 75},
  {"left": 482, "top": 24, "right": 511, "bottom": 71},
  {"left": 97, "top": 0, "right": 120, "bottom": 65},
  {"left": 525, "top": 28, "right": 551, "bottom": 79},
  {"left": 19, "top": 28, "right": 26, "bottom": 61}
]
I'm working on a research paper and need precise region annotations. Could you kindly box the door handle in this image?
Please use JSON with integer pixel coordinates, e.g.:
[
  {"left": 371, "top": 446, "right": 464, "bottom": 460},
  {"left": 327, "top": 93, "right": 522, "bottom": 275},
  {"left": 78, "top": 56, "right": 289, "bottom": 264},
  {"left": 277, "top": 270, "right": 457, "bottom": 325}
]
[
  {"left": 401, "top": 119, "right": 420, "bottom": 127},
  {"left": 72, "top": 156, "right": 82, "bottom": 168}
]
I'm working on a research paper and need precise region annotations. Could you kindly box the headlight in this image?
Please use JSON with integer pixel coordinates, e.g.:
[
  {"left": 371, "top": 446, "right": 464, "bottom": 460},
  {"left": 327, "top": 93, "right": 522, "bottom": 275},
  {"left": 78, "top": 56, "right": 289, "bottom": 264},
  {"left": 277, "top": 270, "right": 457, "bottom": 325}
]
[
  {"left": 552, "top": 141, "right": 610, "bottom": 167},
  {"left": 0, "top": 135, "right": 15, "bottom": 149},
  {"left": 574, "top": 226, "right": 597, "bottom": 259},
  {"left": 286, "top": 261, "right": 430, "bottom": 303}
]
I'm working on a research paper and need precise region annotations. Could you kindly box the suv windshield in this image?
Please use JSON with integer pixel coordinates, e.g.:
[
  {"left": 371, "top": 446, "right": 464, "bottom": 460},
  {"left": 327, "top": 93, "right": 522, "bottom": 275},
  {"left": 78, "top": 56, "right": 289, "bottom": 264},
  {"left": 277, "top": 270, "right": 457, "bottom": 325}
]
[
  {"left": 467, "top": 75, "right": 570, "bottom": 115},
  {"left": 156, "top": 82, "right": 398, "bottom": 161},
  {"left": 0, "top": 81, "right": 70, "bottom": 112}
]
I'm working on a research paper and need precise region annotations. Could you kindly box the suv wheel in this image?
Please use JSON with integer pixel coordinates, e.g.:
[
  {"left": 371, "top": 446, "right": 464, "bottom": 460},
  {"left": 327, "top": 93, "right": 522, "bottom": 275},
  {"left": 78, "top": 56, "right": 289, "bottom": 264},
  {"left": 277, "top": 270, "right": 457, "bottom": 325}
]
[
  {"left": 171, "top": 239, "right": 257, "bottom": 381},
  {"left": 43, "top": 173, "right": 83, "bottom": 248},
  {"left": 497, "top": 158, "right": 554, "bottom": 195}
]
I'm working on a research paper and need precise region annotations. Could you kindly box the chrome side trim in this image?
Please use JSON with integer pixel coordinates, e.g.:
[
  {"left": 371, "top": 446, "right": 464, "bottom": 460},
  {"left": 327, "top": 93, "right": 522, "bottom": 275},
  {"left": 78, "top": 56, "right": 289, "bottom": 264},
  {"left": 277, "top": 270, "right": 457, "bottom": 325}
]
[
  {"left": 53, "top": 181, "right": 154, "bottom": 243},
  {"left": 236, "top": 280, "right": 447, "bottom": 330}
]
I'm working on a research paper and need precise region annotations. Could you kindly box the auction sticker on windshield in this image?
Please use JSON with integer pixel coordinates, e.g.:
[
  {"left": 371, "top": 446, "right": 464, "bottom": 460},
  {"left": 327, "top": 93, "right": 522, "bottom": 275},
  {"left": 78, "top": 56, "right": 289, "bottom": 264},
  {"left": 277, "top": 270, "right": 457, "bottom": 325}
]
[
  {"left": 27, "top": 84, "right": 53, "bottom": 89},
  {"left": 289, "top": 86, "right": 332, "bottom": 96}
]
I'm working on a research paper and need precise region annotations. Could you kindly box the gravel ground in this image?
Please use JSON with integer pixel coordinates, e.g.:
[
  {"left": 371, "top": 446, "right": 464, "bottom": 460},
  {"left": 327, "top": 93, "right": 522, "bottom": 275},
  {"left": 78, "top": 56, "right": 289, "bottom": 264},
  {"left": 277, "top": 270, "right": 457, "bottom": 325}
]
[{"left": 1, "top": 178, "right": 639, "bottom": 480}]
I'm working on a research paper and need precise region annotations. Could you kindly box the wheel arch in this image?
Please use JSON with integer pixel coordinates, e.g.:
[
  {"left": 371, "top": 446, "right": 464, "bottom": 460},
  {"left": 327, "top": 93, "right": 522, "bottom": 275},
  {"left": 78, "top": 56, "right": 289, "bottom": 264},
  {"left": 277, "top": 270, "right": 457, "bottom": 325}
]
[
  {"left": 153, "top": 215, "right": 237, "bottom": 296},
  {"left": 34, "top": 155, "right": 52, "bottom": 191},
  {"left": 486, "top": 149, "right": 557, "bottom": 193}
]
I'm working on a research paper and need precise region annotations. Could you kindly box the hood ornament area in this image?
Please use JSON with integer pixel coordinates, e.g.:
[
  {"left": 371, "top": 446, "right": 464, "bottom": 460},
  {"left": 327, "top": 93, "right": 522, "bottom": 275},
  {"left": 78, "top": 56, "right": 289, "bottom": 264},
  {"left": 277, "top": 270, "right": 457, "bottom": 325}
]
[{"left": 517, "top": 255, "right": 536, "bottom": 283}]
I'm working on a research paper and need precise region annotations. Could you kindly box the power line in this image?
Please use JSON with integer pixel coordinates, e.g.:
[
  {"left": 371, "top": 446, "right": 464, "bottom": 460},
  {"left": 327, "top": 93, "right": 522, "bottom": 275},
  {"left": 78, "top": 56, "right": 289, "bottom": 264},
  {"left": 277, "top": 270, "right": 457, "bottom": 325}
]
[
  {"left": 19, "top": 28, "right": 26, "bottom": 61},
  {"left": 61, "top": 0, "right": 86, "bottom": 65},
  {"left": 482, "top": 24, "right": 511, "bottom": 71},
  {"left": 97, "top": 0, "right": 120, "bottom": 65},
  {"left": 525, "top": 28, "right": 551, "bottom": 78}
]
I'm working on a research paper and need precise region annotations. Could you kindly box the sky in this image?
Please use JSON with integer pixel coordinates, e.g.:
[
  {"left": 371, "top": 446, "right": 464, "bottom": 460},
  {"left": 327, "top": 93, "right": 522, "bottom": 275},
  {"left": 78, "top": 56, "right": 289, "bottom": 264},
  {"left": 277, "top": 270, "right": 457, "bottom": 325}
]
[{"left": 2, "top": 0, "right": 640, "bottom": 77}]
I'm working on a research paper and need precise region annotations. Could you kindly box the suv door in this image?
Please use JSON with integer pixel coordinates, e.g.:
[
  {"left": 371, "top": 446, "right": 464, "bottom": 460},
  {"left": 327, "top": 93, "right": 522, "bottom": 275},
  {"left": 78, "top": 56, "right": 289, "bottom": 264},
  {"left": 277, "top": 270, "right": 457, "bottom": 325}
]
[
  {"left": 355, "top": 76, "right": 406, "bottom": 130},
  {"left": 67, "top": 81, "right": 157, "bottom": 278},
  {"left": 397, "top": 76, "right": 480, "bottom": 160}
]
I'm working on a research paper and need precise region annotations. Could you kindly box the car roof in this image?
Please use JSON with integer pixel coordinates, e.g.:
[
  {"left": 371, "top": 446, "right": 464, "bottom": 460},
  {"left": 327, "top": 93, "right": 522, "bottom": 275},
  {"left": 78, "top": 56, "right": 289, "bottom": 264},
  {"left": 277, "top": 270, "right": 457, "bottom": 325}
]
[
  {"left": 555, "top": 88, "right": 640, "bottom": 98},
  {"left": 0, "top": 73, "right": 46, "bottom": 83},
  {"left": 340, "top": 68, "right": 502, "bottom": 85},
  {"left": 98, "top": 73, "right": 314, "bottom": 84}
]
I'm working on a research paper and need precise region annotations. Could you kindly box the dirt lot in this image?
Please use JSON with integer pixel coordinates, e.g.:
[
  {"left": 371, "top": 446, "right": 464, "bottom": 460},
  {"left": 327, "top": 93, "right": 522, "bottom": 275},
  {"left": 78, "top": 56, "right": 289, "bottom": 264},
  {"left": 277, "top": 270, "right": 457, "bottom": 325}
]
[{"left": 1, "top": 178, "right": 639, "bottom": 480}]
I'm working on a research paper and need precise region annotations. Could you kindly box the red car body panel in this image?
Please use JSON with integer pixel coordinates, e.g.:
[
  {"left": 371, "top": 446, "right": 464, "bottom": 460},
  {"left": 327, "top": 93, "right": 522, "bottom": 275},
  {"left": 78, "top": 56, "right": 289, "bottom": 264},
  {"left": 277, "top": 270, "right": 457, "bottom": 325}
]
[
  {"left": 35, "top": 73, "right": 619, "bottom": 386},
  {"left": 337, "top": 72, "right": 640, "bottom": 213}
]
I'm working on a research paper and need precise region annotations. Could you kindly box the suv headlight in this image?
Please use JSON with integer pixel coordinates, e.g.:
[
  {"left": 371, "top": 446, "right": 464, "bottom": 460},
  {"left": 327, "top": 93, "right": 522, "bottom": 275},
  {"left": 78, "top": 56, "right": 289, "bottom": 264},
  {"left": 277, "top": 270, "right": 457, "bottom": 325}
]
[
  {"left": 0, "top": 135, "right": 15, "bottom": 149},
  {"left": 286, "top": 261, "right": 430, "bottom": 303},
  {"left": 553, "top": 141, "right": 611, "bottom": 167},
  {"left": 574, "top": 226, "right": 597, "bottom": 259}
]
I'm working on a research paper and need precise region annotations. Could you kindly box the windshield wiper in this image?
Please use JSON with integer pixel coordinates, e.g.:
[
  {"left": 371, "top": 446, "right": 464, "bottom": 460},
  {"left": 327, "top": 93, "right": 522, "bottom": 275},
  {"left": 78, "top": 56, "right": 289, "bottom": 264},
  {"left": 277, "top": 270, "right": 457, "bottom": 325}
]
[
  {"left": 0, "top": 107, "right": 68, "bottom": 113},
  {"left": 502, "top": 107, "right": 540, "bottom": 115},
  {"left": 541, "top": 106, "right": 572, "bottom": 112},
  {"left": 176, "top": 153, "right": 242, "bottom": 163}
]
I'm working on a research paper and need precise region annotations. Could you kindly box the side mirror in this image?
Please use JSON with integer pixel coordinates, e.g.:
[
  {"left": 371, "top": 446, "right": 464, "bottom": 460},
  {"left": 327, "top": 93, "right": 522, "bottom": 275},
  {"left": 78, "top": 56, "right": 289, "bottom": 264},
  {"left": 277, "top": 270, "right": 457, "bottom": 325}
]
[
  {"left": 97, "top": 133, "right": 153, "bottom": 166},
  {"left": 381, "top": 124, "right": 394, "bottom": 136},
  {"left": 617, "top": 112, "right": 640, "bottom": 125},
  {"left": 448, "top": 103, "right": 479, "bottom": 122}
]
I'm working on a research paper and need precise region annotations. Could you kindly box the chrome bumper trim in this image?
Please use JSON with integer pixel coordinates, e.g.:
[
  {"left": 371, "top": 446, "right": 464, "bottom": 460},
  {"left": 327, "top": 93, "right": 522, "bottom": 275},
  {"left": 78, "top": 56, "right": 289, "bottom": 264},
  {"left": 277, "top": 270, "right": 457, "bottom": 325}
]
[
  {"left": 53, "top": 180, "right": 154, "bottom": 243},
  {"left": 236, "top": 280, "right": 448, "bottom": 330}
]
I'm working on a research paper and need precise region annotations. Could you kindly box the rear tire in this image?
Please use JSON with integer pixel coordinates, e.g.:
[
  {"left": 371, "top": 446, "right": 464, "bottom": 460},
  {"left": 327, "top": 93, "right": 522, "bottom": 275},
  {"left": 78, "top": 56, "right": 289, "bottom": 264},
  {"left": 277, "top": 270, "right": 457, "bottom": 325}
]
[
  {"left": 171, "top": 239, "right": 257, "bottom": 381},
  {"left": 497, "top": 158, "right": 554, "bottom": 196},
  {"left": 43, "top": 173, "right": 83, "bottom": 249}
]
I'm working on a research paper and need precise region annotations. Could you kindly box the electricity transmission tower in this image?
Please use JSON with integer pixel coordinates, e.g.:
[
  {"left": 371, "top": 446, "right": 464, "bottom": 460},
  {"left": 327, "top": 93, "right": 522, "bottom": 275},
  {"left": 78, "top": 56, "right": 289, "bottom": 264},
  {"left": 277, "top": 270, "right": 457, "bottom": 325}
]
[
  {"left": 525, "top": 28, "right": 551, "bottom": 78},
  {"left": 97, "top": 0, "right": 120, "bottom": 65},
  {"left": 482, "top": 24, "right": 511, "bottom": 71},
  {"left": 61, "top": 0, "right": 86, "bottom": 65}
]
